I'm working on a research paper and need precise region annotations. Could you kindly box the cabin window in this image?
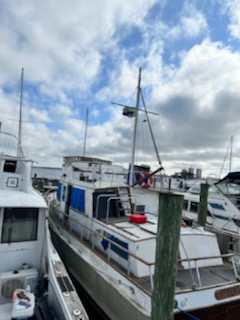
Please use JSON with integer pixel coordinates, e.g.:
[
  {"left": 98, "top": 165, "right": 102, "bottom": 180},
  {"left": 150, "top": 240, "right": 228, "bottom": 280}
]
[
  {"left": 209, "top": 203, "right": 225, "bottom": 211},
  {"left": 183, "top": 200, "right": 188, "bottom": 210},
  {"left": 62, "top": 186, "right": 66, "bottom": 201},
  {"left": 57, "top": 183, "right": 62, "bottom": 201},
  {"left": 2, "top": 208, "right": 38, "bottom": 243},
  {"left": 135, "top": 205, "right": 145, "bottom": 213},
  {"left": 3, "top": 160, "right": 17, "bottom": 173},
  {"left": 190, "top": 201, "right": 198, "bottom": 213}
]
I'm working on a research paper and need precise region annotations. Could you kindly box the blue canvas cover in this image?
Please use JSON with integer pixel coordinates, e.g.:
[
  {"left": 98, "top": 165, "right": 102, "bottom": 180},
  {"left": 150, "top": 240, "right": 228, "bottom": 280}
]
[
  {"left": 57, "top": 183, "right": 62, "bottom": 201},
  {"left": 70, "top": 187, "right": 85, "bottom": 212}
]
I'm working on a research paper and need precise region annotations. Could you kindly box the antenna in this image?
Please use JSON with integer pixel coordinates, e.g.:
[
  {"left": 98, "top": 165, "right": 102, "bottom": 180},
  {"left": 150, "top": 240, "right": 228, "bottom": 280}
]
[
  {"left": 18, "top": 68, "right": 24, "bottom": 158},
  {"left": 230, "top": 136, "right": 233, "bottom": 173}
]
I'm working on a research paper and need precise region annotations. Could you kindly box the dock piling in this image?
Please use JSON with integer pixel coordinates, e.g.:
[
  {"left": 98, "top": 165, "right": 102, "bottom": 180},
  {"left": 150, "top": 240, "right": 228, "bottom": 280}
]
[
  {"left": 151, "top": 192, "right": 183, "bottom": 320},
  {"left": 197, "top": 183, "right": 209, "bottom": 227}
]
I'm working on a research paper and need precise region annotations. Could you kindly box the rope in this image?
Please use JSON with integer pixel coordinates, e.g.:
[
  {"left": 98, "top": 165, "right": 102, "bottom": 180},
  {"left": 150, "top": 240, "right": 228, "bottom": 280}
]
[
  {"left": 179, "top": 238, "right": 197, "bottom": 286},
  {"left": 176, "top": 307, "right": 200, "bottom": 320}
]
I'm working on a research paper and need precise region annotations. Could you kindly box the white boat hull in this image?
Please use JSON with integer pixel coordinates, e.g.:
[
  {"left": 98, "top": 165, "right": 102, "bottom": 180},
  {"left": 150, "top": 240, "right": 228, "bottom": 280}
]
[
  {"left": 50, "top": 215, "right": 240, "bottom": 320},
  {"left": 50, "top": 221, "right": 151, "bottom": 320}
]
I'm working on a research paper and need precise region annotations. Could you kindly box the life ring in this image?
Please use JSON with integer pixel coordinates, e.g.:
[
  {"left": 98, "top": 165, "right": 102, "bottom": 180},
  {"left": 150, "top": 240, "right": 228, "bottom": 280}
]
[{"left": 138, "top": 172, "right": 153, "bottom": 189}]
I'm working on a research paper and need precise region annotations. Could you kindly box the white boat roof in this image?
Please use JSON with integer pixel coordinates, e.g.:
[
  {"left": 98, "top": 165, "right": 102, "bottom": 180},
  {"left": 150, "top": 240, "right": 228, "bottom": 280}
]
[
  {"left": 107, "top": 216, "right": 215, "bottom": 241},
  {"left": 93, "top": 181, "right": 128, "bottom": 189},
  {"left": 180, "top": 226, "right": 216, "bottom": 237},
  {"left": 108, "top": 221, "right": 156, "bottom": 241},
  {"left": 0, "top": 189, "right": 47, "bottom": 208}
]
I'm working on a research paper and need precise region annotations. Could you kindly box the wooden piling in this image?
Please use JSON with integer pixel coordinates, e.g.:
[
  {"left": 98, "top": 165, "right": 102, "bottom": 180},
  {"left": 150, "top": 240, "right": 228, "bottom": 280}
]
[
  {"left": 151, "top": 192, "right": 183, "bottom": 320},
  {"left": 197, "top": 183, "right": 209, "bottom": 227},
  {"left": 168, "top": 178, "right": 172, "bottom": 190}
]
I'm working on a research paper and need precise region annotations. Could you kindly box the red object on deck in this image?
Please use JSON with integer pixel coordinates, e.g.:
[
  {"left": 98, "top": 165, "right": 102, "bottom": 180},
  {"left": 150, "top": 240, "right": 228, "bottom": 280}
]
[{"left": 129, "top": 213, "right": 147, "bottom": 224}]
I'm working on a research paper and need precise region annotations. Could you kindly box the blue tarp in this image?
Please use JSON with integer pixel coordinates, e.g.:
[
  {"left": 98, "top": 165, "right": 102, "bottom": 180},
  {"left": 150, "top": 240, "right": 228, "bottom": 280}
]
[
  {"left": 101, "top": 235, "right": 128, "bottom": 260},
  {"left": 70, "top": 187, "right": 85, "bottom": 212},
  {"left": 110, "top": 235, "right": 128, "bottom": 260}
]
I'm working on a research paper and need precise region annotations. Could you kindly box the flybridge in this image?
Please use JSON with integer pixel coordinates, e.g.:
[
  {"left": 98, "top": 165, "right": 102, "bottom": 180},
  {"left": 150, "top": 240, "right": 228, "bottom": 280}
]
[
  {"left": 63, "top": 155, "right": 112, "bottom": 165},
  {"left": 3, "top": 159, "right": 17, "bottom": 173},
  {"left": 0, "top": 156, "right": 34, "bottom": 195}
]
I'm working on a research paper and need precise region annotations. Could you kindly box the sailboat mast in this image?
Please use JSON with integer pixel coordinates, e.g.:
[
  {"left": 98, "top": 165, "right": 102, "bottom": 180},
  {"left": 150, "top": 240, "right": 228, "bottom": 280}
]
[
  {"left": 230, "top": 136, "right": 233, "bottom": 173},
  {"left": 129, "top": 67, "right": 142, "bottom": 186},
  {"left": 17, "top": 68, "right": 24, "bottom": 158},
  {"left": 83, "top": 108, "right": 88, "bottom": 157}
]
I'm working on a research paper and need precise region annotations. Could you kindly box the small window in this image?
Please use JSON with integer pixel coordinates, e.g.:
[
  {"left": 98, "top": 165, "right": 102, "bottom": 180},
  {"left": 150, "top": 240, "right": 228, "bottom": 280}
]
[
  {"left": 3, "top": 160, "right": 17, "bottom": 173},
  {"left": 135, "top": 205, "right": 145, "bottom": 213},
  {"left": 62, "top": 186, "right": 66, "bottom": 201},
  {"left": 209, "top": 203, "right": 225, "bottom": 211},
  {"left": 2, "top": 208, "right": 38, "bottom": 243},
  {"left": 183, "top": 200, "right": 188, "bottom": 210},
  {"left": 190, "top": 201, "right": 198, "bottom": 213},
  {"left": 56, "top": 183, "right": 62, "bottom": 201}
]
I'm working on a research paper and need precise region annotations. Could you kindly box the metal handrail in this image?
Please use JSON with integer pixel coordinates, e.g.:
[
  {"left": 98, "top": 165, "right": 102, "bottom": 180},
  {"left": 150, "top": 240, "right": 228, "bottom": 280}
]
[
  {"left": 95, "top": 194, "right": 117, "bottom": 220},
  {"left": 95, "top": 193, "right": 134, "bottom": 220},
  {"left": 52, "top": 205, "right": 152, "bottom": 267},
  {"left": 50, "top": 203, "right": 240, "bottom": 292},
  {"left": 178, "top": 252, "right": 237, "bottom": 263}
]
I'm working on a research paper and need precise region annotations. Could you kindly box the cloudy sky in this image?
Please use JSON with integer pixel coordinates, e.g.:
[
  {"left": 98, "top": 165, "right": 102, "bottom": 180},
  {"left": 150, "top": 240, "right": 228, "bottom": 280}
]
[{"left": 1, "top": 0, "right": 240, "bottom": 178}]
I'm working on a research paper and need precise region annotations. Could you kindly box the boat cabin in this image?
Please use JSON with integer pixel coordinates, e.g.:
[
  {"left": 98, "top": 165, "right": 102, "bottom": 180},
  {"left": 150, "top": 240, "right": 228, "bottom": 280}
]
[{"left": 0, "top": 157, "right": 47, "bottom": 318}]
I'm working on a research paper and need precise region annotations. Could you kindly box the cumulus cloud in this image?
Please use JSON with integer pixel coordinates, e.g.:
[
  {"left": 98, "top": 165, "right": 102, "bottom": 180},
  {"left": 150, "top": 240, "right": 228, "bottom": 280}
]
[
  {"left": 221, "top": 0, "right": 240, "bottom": 39},
  {"left": 0, "top": 0, "right": 156, "bottom": 94},
  {"left": 30, "top": 108, "right": 52, "bottom": 122},
  {"left": 1, "top": 0, "right": 240, "bottom": 178},
  {"left": 167, "top": 3, "right": 208, "bottom": 40},
  {"left": 147, "top": 38, "right": 240, "bottom": 176},
  {"left": 53, "top": 104, "right": 75, "bottom": 117}
]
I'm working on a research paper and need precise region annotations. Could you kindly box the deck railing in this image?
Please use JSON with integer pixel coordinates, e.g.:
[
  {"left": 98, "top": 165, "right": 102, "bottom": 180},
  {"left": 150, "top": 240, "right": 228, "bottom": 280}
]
[{"left": 50, "top": 202, "right": 240, "bottom": 294}]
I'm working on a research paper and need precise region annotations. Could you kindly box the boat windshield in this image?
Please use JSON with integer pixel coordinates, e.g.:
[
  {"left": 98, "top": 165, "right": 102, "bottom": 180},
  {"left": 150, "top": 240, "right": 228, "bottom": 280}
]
[
  {"left": 208, "top": 184, "right": 223, "bottom": 196},
  {"left": 216, "top": 182, "right": 240, "bottom": 196}
]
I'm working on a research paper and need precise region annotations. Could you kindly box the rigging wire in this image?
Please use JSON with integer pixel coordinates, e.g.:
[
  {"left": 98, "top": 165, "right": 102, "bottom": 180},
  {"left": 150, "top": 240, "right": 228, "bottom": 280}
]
[
  {"left": 219, "top": 136, "right": 233, "bottom": 178},
  {"left": 140, "top": 89, "right": 162, "bottom": 167},
  {"left": 2, "top": 118, "right": 16, "bottom": 156},
  {"left": 135, "top": 112, "right": 144, "bottom": 165},
  {"left": 97, "top": 112, "right": 127, "bottom": 163},
  {"left": 136, "top": 111, "right": 152, "bottom": 165},
  {"left": 102, "top": 68, "right": 164, "bottom": 176}
]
